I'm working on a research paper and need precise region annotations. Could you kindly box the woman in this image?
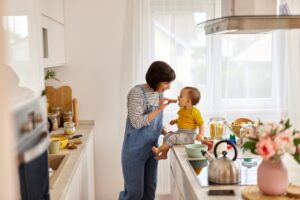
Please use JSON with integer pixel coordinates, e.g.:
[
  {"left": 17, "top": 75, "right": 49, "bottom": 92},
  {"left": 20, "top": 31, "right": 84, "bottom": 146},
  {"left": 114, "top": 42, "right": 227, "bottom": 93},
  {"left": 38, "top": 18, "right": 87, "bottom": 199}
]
[{"left": 119, "top": 61, "right": 176, "bottom": 200}]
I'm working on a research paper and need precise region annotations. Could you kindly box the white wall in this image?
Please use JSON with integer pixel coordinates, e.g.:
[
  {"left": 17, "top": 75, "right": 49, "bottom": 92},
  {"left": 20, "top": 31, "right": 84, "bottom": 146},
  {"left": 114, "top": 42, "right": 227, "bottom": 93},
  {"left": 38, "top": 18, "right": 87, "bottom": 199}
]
[{"left": 55, "top": 0, "right": 127, "bottom": 199}]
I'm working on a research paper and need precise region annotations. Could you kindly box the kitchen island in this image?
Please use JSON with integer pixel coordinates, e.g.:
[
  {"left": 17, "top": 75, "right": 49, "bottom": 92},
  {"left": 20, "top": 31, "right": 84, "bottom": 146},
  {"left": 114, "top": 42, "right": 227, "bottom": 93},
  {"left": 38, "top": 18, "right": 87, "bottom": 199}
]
[
  {"left": 49, "top": 121, "right": 95, "bottom": 200},
  {"left": 170, "top": 145, "right": 300, "bottom": 200}
]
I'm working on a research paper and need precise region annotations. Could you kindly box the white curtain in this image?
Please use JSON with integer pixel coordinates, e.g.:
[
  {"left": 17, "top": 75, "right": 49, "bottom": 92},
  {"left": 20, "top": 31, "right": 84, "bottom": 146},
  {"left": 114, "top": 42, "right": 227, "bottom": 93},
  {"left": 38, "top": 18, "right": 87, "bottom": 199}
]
[{"left": 285, "top": 30, "right": 300, "bottom": 129}]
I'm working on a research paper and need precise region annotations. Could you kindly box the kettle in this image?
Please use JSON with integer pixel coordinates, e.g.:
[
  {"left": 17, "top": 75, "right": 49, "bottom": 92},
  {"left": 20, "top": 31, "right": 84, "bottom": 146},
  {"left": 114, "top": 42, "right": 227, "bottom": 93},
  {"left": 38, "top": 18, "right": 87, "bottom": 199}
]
[{"left": 201, "top": 140, "right": 241, "bottom": 184}]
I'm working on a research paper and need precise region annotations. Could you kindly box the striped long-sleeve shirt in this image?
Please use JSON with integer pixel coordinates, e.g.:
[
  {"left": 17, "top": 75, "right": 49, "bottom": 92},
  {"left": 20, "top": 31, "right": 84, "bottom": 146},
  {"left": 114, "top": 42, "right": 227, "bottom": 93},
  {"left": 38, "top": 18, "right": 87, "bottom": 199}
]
[{"left": 127, "top": 84, "right": 161, "bottom": 129}]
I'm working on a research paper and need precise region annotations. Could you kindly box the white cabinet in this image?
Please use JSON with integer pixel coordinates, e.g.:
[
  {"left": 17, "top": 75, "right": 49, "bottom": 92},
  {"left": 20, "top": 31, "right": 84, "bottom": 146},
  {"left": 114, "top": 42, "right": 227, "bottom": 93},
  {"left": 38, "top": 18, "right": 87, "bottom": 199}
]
[
  {"left": 170, "top": 164, "right": 183, "bottom": 200},
  {"left": 40, "top": 0, "right": 64, "bottom": 24},
  {"left": 170, "top": 149, "right": 197, "bottom": 200},
  {"left": 4, "top": 0, "right": 45, "bottom": 105},
  {"left": 64, "top": 134, "right": 95, "bottom": 200},
  {"left": 41, "top": 16, "right": 65, "bottom": 68},
  {"left": 39, "top": 0, "right": 65, "bottom": 68}
]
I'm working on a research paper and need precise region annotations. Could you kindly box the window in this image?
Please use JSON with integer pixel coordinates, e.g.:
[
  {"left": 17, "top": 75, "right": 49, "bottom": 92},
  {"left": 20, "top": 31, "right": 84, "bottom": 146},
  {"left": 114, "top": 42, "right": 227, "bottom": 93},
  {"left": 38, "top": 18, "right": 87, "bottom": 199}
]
[{"left": 150, "top": 1, "right": 285, "bottom": 124}]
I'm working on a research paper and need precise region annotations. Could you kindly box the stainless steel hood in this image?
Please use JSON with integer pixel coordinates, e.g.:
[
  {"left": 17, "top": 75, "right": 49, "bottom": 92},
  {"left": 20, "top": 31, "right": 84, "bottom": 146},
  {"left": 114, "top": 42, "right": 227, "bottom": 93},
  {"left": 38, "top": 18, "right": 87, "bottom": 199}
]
[{"left": 198, "top": 15, "right": 300, "bottom": 35}]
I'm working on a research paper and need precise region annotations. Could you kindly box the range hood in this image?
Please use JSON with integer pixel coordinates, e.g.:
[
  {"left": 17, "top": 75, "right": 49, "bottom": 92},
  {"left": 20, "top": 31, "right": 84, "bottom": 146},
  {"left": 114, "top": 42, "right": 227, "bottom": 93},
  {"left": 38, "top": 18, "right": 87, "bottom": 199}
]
[{"left": 198, "top": 15, "right": 300, "bottom": 35}]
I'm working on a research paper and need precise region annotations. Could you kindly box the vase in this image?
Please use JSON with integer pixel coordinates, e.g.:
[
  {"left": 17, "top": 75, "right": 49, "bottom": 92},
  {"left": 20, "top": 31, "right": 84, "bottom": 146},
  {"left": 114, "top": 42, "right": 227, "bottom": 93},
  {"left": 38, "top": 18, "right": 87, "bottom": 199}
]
[{"left": 257, "top": 159, "right": 289, "bottom": 195}]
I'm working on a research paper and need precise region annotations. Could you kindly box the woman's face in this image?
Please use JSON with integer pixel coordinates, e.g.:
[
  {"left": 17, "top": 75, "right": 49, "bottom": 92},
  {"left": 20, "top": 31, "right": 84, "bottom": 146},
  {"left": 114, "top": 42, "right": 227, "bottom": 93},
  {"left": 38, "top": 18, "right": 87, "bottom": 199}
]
[{"left": 156, "top": 82, "right": 172, "bottom": 93}]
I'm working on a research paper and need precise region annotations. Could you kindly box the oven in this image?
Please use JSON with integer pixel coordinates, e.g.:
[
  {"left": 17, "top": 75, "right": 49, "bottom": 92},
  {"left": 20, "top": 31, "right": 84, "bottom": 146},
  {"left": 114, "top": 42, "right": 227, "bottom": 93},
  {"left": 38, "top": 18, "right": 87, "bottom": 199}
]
[{"left": 14, "top": 97, "right": 50, "bottom": 200}]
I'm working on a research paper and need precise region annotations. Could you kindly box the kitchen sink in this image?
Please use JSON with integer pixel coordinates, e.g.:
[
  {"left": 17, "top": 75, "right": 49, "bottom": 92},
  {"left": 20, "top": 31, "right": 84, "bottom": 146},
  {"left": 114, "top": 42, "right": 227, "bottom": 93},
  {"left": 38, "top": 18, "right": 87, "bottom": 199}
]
[{"left": 48, "top": 153, "right": 71, "bottom": 189}]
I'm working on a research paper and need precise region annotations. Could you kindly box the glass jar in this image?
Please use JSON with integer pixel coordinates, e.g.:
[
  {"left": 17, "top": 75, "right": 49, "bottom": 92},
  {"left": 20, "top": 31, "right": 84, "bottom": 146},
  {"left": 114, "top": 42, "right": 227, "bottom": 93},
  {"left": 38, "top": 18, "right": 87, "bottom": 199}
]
[
  {"left": 209, "top": 117, "right": 226, "bottom": 140},
  {"left": 64, "top": 122, "right": 76, "bottom": 135},
  {"left": 239, "top": 123, "right": 254, "bottom": 145},
  {"left": 50, "top": 106, "right": 62, "bottom": 127},
  {"left": 62, "top": 111, "right": 73, "bottom": 124},
  {"left": 48, "top": 113, "right": 59, "bottom": 131}
]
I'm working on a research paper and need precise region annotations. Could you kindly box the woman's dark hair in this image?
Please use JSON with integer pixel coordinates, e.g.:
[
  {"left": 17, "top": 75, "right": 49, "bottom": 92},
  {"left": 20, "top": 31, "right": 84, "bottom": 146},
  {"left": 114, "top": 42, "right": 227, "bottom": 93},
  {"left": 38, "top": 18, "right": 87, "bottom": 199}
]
[{"left": 145, "top": 61, "right": 176, "bottom": 91}]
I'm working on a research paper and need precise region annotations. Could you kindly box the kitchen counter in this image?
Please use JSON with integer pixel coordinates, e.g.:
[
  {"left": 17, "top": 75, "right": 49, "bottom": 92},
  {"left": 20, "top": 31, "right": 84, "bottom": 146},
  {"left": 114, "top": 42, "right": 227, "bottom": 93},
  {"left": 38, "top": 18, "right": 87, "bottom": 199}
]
[
  {"left": 49, "top": 120, "right": 95, "bottom": 200},
  {"left": 171, "top": 145, "right": 300, "bottom": 200}
]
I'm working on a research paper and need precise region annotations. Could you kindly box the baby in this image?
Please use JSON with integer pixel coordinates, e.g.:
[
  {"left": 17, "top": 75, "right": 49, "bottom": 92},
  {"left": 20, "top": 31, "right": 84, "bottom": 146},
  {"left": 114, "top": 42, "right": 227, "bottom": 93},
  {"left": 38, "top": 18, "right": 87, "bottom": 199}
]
[{"left": 152, "top": 86, "right": 205, "bottom": 160}]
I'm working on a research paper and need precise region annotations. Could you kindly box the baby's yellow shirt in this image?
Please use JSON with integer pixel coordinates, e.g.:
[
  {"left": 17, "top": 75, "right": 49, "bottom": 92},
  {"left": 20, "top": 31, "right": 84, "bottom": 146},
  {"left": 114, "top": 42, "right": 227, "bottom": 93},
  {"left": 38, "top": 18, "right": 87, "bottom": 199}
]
[{"left": 177, "top": 107, "right": 204, "bottom": 129}]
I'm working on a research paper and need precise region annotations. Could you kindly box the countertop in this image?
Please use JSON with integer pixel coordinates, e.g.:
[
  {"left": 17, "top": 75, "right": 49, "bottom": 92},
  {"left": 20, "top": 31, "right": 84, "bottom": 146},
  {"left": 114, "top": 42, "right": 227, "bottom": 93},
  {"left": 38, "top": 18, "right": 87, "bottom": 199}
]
[
  {"left": 49, "top": 120, "right": 94, "bottom": 200},
  {"left": 171, "top": 145, "right": 300, "bottom": 200}
]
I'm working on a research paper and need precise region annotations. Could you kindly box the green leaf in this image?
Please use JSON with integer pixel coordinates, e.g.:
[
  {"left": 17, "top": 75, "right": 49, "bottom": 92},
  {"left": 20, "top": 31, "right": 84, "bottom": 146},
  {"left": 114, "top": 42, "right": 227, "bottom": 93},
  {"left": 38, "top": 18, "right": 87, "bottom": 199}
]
[
  {"left": 45, "top": 69, "right": 60, "bottom": 81},
  {"left": 293, "top": 154, "right": 300, "bottom": 164},
  {"left": 242, "top": 141, "right": 256, "bottom": 151},
  {"left": 294, "top": 138, "right": 300, "bottom": 146}
]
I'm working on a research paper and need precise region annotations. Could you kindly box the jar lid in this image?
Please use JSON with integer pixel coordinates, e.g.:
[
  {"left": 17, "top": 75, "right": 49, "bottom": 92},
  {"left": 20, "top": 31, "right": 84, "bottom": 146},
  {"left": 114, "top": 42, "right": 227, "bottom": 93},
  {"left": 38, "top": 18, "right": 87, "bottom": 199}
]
[
  {"left": 48, "top": 113, "right": 58, "bottom": 118},
  {"left": 209, "top": 117, "right": 226, "bottom": 122},
  {"left": 64, "top": 122, "right": 75, "bottom": 127},
  {"left": 63, "top": 111, "right": 73, "bottom": 116},
  {"left": 51, "top": 106, "right": 61, "bottom": 111}
]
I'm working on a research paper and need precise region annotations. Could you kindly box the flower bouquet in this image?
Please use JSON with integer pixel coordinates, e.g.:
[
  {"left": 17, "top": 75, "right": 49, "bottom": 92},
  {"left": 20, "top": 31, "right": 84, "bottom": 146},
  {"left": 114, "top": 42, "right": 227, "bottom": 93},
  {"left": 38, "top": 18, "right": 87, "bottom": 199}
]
[
  {"left": 242, "top": 119, "right": 300, "bottom": 163},
  {"left": 242, "top": 119, "right": 300, "bottom": 195}
]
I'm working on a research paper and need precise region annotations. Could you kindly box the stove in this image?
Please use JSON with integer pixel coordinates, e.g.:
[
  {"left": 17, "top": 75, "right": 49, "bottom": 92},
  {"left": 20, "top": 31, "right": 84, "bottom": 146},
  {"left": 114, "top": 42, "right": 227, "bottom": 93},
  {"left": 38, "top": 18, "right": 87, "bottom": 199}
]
[{"left": 188, "top": 158, "right": 260, "bottom": 187}]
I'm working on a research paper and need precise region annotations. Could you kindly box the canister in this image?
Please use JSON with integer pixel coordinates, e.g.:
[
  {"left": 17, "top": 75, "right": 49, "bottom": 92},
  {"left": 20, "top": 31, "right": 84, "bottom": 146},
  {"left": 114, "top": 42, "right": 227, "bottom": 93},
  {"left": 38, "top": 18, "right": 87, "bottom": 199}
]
[
  {"left": 239, "top": 123, "right": 254, "bottom": 146},
  {"left": 48, "top": 113, "right": 59, "bottom": 131},
  {"left": 209, "top": 117, "right": 226, "bottom": 140},
  {"left": 63, "top": 111, "right": 73, "bottom": 124},
  {"left": 64, "top": 122, "right": 76, "bottom": 135},
  {"left": 50, "top": 106, "right": 62, "bottom": 127}
]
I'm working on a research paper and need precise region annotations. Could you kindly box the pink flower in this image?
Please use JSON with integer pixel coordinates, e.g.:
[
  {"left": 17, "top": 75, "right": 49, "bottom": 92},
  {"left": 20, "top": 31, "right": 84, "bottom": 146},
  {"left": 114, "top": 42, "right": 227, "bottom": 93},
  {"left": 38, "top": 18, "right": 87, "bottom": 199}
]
[
  {"left": 256, "top": 136, "right": 277, "bottom": 159},
  {"left": 274, "top": 132, "right": 295, "bottom": 155}
]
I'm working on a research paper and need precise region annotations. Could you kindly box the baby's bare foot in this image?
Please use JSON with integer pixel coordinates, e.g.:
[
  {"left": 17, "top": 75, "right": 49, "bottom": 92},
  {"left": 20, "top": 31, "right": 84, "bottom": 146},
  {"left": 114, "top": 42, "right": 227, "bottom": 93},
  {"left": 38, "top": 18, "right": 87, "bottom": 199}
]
[
  {"left": 152, "top": 146, "right": 159, "bottom": 155},
  {"left": 154, "top": 154, "right": 168, "bottom": 160}
]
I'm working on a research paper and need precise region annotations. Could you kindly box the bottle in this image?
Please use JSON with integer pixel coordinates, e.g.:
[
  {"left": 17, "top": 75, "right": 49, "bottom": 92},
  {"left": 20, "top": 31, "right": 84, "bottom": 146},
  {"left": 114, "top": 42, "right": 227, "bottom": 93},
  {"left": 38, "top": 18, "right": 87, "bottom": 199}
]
[{"left": 229, "top": 134, "right": 236, "bottom": 145}]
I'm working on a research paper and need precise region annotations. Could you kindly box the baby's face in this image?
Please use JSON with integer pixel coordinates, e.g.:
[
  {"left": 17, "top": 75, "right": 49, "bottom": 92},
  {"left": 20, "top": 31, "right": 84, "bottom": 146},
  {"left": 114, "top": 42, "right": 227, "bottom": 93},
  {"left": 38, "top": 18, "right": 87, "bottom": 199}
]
[{"left": 178, "top": 89, "right": 190, "bottom": 107}]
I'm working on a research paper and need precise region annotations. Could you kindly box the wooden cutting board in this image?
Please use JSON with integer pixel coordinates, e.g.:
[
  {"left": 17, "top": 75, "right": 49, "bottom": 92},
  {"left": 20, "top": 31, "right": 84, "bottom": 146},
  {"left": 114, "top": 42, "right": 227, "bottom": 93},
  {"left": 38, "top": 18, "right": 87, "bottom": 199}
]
[
  {"left": 242, "top": 185, "right": 300, "bottom": 200},
  {"left": 46, "top": 86, "right": 78, "bottom": 125},
  {"left": 46, "top": 86, "right": 72, "bottom": 113}
]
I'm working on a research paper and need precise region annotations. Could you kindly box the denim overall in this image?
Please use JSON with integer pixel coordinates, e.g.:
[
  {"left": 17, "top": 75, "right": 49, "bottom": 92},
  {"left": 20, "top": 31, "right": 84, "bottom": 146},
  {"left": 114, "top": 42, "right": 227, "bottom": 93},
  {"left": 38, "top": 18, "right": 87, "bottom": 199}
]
[{"left": 119, "top": 86, "right": 163, "bottom": 200}]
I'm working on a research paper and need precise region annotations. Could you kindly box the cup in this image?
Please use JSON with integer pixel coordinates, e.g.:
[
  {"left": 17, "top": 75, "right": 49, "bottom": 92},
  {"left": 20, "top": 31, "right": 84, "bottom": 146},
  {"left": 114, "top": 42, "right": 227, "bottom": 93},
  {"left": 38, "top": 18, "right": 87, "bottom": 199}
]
[{"left": 48, "top": 140, "right": 60, "bottom": 154}]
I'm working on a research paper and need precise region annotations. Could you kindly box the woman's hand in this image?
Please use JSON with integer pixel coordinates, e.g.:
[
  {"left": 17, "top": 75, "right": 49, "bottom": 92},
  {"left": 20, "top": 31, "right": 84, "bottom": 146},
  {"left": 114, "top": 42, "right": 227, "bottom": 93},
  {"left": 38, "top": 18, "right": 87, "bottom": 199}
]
[
  {"left": 157, "top": 98, "right": 171, "bottom": 112},
  {"left": 147, "top": 98, "right": 171, "bottom": 123}
]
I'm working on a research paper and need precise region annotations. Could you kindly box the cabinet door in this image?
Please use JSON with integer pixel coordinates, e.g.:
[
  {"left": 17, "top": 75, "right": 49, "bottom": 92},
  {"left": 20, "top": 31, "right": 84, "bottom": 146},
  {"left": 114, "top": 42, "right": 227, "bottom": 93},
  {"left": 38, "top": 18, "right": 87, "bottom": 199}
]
[
  {"left": 41, "top": 16, "right": 65, "bottom": 68},
  {"left": 4, "top": 0, "right": 44, "bottom": 104},
  {"left": 170, "top": 165, "right": 183, "bottom": 200},
  {"left": 40, "top": 0, "right": 64, "bottom": 24},
  {"left": 64, "top": 134, "right": 95, "bottom": 200}
]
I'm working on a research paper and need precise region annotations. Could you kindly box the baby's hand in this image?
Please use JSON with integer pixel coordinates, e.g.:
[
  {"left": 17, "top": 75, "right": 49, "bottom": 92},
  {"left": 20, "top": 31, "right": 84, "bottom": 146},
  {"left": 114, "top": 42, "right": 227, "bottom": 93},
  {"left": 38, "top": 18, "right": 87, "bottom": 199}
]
[
  {"left": 169, "top": 119, "right": 177, "bottom": 125},
  {"left": 195, "top": 134, "right": 203, "bottom": 142}
]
